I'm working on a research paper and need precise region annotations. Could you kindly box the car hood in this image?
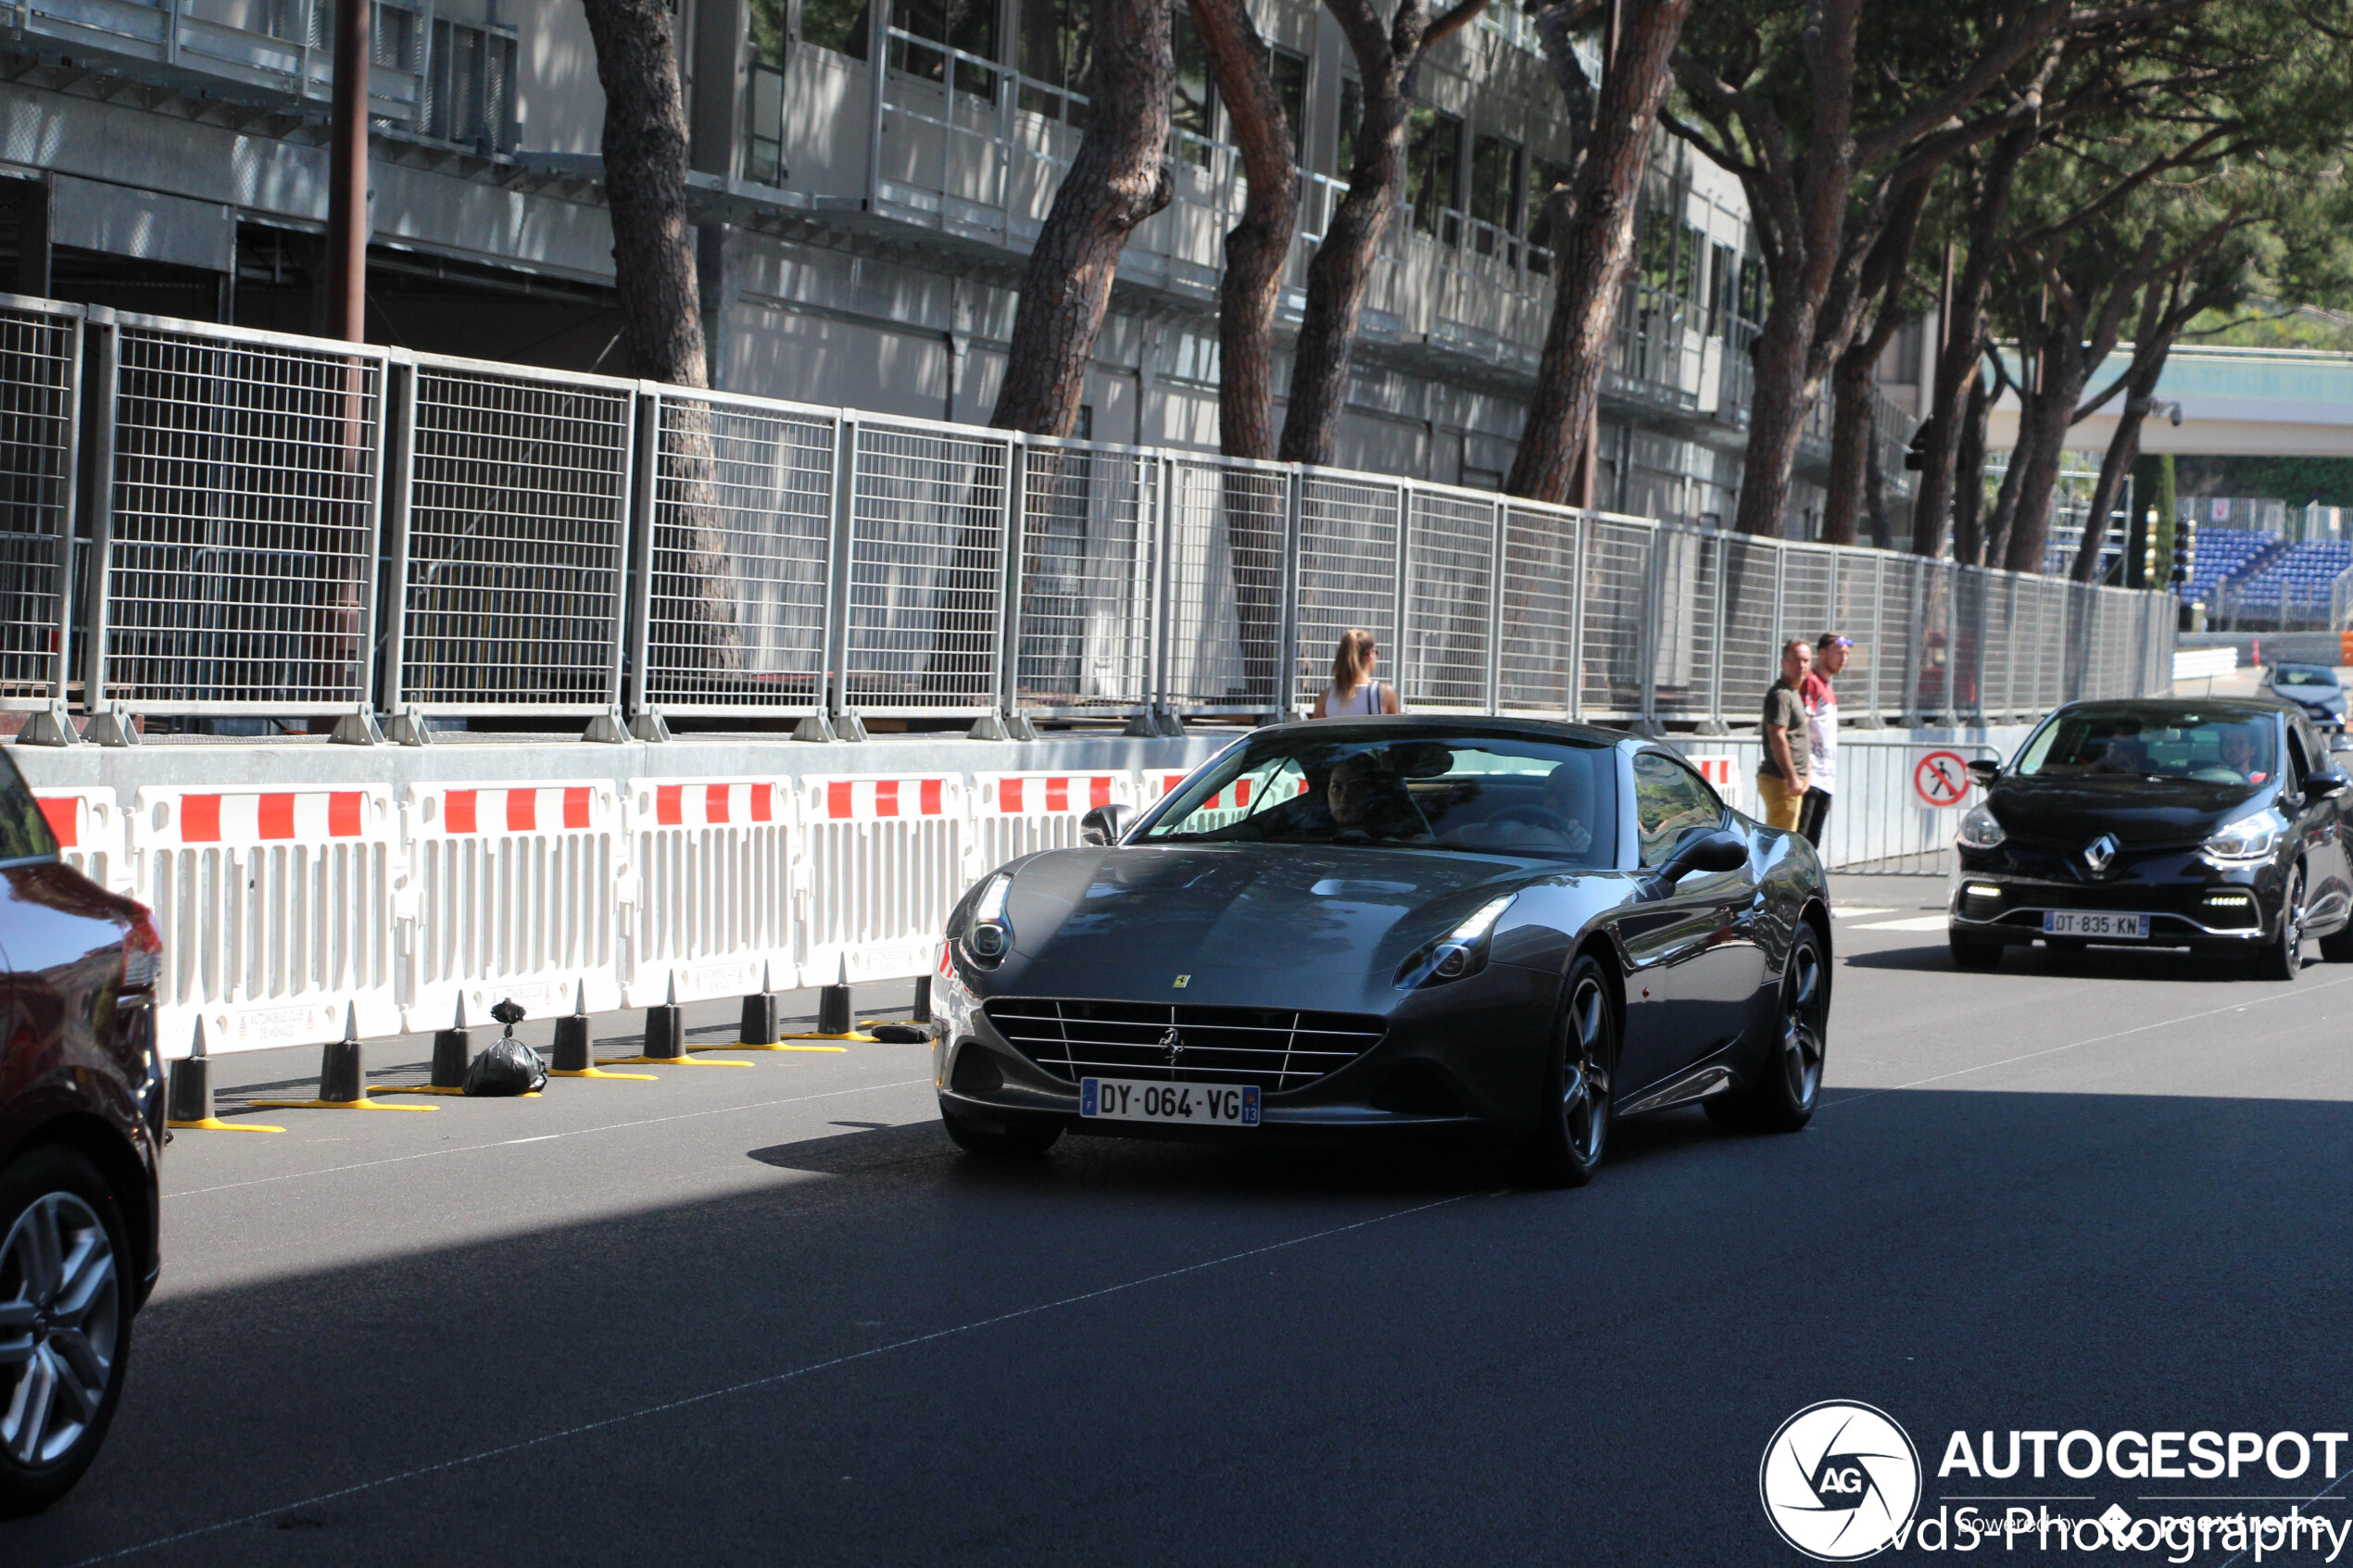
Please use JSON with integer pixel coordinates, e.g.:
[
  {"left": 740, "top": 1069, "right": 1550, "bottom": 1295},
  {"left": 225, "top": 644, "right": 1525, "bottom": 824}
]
[
  {"left": 997, "top": 845, "right": 1550, "bottom": 985},
  {"left": 2275, "top": 687, "right": 2346, "bottom": 712},
  {"left": 1988, "top": 776, "right": 2269, "bottom": 849}
]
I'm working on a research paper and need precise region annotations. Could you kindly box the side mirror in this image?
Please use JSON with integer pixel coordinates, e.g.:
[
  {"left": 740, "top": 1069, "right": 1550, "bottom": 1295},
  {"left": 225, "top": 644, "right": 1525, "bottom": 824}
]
[
  {"left": 2304, "top": 768, "right": 2348, "bottom": 803},
  {"left": 1079, "top": 803, "right": 1134, "bottom": 846},
  {"left": 1657, "top": 827, "right": 1747, "bottom": 884},
  {"left": 1967, "top": 759, "right": 2001, "bottom": 788}
]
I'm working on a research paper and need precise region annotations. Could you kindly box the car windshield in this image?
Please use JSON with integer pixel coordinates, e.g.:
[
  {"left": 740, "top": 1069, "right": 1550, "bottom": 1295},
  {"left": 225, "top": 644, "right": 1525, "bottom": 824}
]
[
  {"left": 1137, "top": 732, "right": 1618, "bottom": 864},
  {"left": 2013, "top": 709, "right": 2277, "bottom": 786},
  {"left": 2274, "top": 666, "right": 2338, "bottom": 689}
]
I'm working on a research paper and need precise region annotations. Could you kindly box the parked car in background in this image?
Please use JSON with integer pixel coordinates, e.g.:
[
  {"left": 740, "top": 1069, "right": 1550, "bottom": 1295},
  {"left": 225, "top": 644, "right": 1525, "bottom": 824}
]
[
  {"left": 2262, "top": 663, "right": 2347, "bottom": 734},
  {"left": 1949, "top": 699, "right": 2353, "bottom": 978},
  {"left": 0, "top": 753, "right": 162, "bottom": 1514}
]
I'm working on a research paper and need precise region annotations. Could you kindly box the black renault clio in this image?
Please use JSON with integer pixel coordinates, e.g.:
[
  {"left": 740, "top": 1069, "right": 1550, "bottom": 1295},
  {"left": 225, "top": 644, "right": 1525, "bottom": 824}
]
[{"left": 1947, "top": 698, "right": 2353, "bottom": 978}]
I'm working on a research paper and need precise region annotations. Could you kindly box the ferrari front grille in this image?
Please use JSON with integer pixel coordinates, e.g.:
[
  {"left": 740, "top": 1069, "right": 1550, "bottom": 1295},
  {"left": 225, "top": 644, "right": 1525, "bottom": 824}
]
[{"left": 982, "top": 998, "right": 1386, "bottom": 1095}]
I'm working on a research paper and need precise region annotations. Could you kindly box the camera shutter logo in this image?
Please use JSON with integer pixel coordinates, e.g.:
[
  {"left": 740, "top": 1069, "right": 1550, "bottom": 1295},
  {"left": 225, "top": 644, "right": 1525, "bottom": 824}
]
[{"left": 1758, "top": 1401, "right": 1920, "bottom": 1561}]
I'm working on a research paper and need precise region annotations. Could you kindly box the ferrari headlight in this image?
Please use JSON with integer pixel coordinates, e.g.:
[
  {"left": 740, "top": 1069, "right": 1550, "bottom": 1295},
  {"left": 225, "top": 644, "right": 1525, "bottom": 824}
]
[
  {"left": 1955, "top": 802, "right": 2007, "bottom": 850},
  {"left": 2204, "top": 809, "right": 2285, "bottom": 863},
  {"left": 1400, "top": 895, "right": 1516, "bottom": 989},
  {"left": 963, "top": 872, "right": 1013, "bottom": 966}
]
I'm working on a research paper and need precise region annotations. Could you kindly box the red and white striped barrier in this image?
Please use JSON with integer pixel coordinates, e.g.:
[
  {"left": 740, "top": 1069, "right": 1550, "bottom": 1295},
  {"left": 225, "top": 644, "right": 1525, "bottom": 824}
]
[
  {"left": 1145, "top": 768, "right": 1307, "bottom": 830},
  {"left": 971, "top": 771, "right": 1137, "bottom": 875},
  {"left": 1686, "top": 754, "right": 1744, "bottom": 814},
  {"left": 798, "top": 772, "right": 966, "bottom": 985},
  {"left": 131, "top": 785, "right": 401, "bottom": 1056},
  {"left": 401, "top": 783, "right": 627, "bottom": 1032},
  {"left": 625, "top": 779, "right": 796, "bottom": 1006},
  {"left": 33, "top": 787, "right": 129, "bottom": 895}
]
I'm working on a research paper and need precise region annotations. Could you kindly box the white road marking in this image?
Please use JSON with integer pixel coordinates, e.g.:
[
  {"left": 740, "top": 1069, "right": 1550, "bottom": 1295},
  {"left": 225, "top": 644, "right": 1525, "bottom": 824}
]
[
  {"left": 59, "top": 1190, "right": 1489, "bottom": 1567},
  {"left": 1831, "top": 907, "right": 1896, "bottom": 919},
  {"left": 1849, "top": 915, "right": 1951, "bottom": 932}
]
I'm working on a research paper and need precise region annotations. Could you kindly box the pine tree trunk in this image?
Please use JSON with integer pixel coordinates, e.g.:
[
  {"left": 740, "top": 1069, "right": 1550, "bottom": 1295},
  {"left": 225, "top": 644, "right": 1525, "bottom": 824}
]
[
  {"left": 1189, "top": 0, "right": 1296, "bottom": 460},
  {"left": 1908, "top": 134, "right": 2025, "bottom": 558},
  {"left": 1506, "top": 0, "right": 1692, "bottom": 503},
  {"left": 1820, "top": 345, "right": 1876, "bottom": 546},
  {"left": 1733, "top": 304, "right": 1816, "bottom": 537},
  {"left": 1950, "top": 370, "right": 1991, "bottom": 565},
  {"left": 991, "top": 0, "right": 1172, "bottom": 434}
]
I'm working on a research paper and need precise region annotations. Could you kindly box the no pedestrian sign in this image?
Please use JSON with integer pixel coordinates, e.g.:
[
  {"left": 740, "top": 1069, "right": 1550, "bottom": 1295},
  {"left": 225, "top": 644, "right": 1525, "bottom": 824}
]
[{"left": 1914, "top": 751, "right": 1971, "bottom": 809}]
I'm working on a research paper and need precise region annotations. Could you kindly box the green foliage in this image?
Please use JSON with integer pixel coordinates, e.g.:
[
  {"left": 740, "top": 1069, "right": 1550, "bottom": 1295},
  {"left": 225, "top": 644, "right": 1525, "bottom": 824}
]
[{"left": 2181, "top": 456, "right": 2353, "bottom": 509}]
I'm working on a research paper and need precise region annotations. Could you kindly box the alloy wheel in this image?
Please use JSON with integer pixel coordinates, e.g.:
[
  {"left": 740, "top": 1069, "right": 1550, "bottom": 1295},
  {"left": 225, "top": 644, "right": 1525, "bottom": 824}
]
[
  {"left": 1780, "top": 940, "right": 1827, "bottom": 1112},
  {"left": 1562, "top": 973, "right": 1612, "bottom": 1166},
  {"left": 0, "top": 1190, "right": 120, "bottom": 1469}
]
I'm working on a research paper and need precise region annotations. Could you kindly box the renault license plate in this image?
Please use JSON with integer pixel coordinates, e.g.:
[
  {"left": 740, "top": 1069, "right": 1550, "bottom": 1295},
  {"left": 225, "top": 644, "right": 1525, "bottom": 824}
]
[
  {"left": 1081, "top": 1078, "right": 1260, "bottom": 1126},
  {"left": 2041, "top": 909, "right": 2150, "bottom": 940}
]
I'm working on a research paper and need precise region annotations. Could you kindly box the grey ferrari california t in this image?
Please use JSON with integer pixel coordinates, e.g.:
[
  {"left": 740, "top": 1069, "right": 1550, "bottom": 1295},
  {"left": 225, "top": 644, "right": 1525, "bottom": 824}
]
[{"left": 931, "top": 718, "right": 1832, "bottom": 1186}]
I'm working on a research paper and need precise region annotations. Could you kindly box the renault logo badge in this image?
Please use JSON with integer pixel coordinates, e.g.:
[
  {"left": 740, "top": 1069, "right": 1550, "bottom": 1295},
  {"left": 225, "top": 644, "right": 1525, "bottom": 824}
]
[
  {"left": 1160, "top": 1027, "right": 1184, "bottom": 1064},
  {"left": 2083, "top": 833, "right": 2120, "bottom": 872}
]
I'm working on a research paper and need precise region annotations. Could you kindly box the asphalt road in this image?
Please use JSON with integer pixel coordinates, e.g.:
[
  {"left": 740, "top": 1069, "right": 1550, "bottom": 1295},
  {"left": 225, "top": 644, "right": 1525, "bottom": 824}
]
[{"left": 8, "top": 873, "right": 2352, "bottom": 1565}]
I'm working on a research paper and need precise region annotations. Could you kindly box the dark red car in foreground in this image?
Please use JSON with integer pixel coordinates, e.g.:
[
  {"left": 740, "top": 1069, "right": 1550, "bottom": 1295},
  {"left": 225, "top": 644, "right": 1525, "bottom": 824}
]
[{"left": 0, "top": 751, "right": 162, "bottom": 1514}]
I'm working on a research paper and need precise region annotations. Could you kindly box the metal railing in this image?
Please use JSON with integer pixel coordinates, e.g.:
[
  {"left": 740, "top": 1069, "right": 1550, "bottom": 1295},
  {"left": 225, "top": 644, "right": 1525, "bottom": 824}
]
[{"left": 9, "top": 299, "right": 2175, "bottom": 743}]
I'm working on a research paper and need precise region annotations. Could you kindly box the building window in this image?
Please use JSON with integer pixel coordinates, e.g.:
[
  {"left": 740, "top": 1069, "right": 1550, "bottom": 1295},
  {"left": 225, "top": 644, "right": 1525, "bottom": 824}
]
[
  {"left": 800, "top": 0, "right": 871, "bottom": 56},
  {"left": 890, "top": 0, "right": 996, "bottom": 96},
  {"left": 1170, "top": 7, "right": 1214, "bottom": 168},
  {"left": 1526, "top": 154, "right": 1567, "bottom": 273},
  {"left": 1468, "top": 132, "right": 1521, "bottom": 257},
  {"left": 1406, "top": 103, "right": 1461, "bottom": 245},
  {"left": 1708, "top": 241, "right": 1735, "bottom": 337},
  {"left": 423, "top": 19, "right": 515, "bottom": 154},
  {"left": 1336, "top": 76, "right": 1361, "bottom": 177},
  {"left": 1268, "top": 45, "right": 1307, "bottom": 142},
  {"left": 1020, "top": 0, "right": 1088, "bottom": 124},
  {"left": 743, "top": 0, "right": 789, "bottom": 183}
]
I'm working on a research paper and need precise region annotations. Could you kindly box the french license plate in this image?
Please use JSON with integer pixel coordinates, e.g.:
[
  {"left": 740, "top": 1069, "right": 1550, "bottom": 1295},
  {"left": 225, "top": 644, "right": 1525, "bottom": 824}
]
[
  {"left": 2041, "top": 909, "right": 2150, "bottom": 940},
  {"left": 1081, "top": 1077, "right": 1260, "bottom": 1126}
]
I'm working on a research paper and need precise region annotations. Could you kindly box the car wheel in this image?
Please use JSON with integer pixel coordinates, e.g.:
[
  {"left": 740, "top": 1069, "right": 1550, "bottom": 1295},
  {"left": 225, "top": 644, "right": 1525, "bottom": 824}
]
[
  {"left": 1707, "top": 924, "right": 1828, "bottom": 1135},
  {"left": 0, "top": 1146, "right": 132, "bottom": 1518},
  {"left": 2253, "top": 868, "right": 2305, "bottom": 982},
  {"left": 1508, "top": 957, "right": 1614, "bottom": 1189},
  {"left": 939, "top": 1105, "right": 1063, "bottom": 1159},
  {"left": 1949, "top": 934, "right": 2002, "bottom": 970}
]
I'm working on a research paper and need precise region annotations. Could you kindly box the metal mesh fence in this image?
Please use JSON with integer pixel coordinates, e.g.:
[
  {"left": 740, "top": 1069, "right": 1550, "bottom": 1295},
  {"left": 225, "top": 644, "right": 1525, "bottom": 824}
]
[
  {"left": 1872, "top": 556, "right": 1919, "bottom": 721},
  {"left": 1952, "top": 569, "right": 1988, "bottom": 721},
  {"left": 100, "top": 316, "right": 383, "bottom": 714},
  {"left": 639, "top": 390, "right": 835, "bottom": 716},
  {"left": 843, "top": 419, "right": 1011, "bottom": 716},
  {"left": 1914, "top": 561, "right": 1955, "bottom": 721},
  {"left": 1983, "top": 574, "right": 2020, "bottom": 720},
  {"left": 1831, "top": 549, "right": 1885, "bottom": 721},
  {"left": 1013, "top": 438, "right": 1156, "bottom": 716},
  {"left": 1649, "top": 527, "right": 1718, "bottom": 725},
  {"left": 1402, "top": 485, "right": 1495, "bottom": 711},
  {"left": 1293, "top": 474, "right": 1402, "bottom": 709},
  {"left": 0, "top": 301, "right": 77, "bottom": 708},
  {"left": 1497, "top": 504, "right": 1579, "bottom": 713},
  {"left": 1577, "top": 515, "right": 1652, "bottom": 719},
  {"left": 1718, "top": 533, "right": 1780, "bottom": 723},
  {"left": 397, "top": 357, "right": 633, "bottom": 714},
  {"left": 1780, "top": 546, "right": 1833, "bottom": 658},
  {"left": 1164, "top": 456, "right": 1286, "bottom": 713}
]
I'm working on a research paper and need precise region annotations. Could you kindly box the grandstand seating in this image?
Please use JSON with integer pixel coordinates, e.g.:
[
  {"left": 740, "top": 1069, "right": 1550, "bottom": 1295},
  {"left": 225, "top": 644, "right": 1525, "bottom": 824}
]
[
  {"left": 2221, "top": 539, "right": 2353, "bottom": 615},
  {"left": 2175, "top": 528, "right": 2282, "bottom": 603}
]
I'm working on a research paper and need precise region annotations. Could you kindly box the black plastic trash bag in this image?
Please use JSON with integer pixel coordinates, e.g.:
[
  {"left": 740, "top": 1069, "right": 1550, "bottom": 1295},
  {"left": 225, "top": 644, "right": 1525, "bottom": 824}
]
[
  {"left": 465, "top": 1037, "right": 548, "bottom": 1096},
  {"left": 869, "top": 1023, "right": 929, "bottom": 1044}
]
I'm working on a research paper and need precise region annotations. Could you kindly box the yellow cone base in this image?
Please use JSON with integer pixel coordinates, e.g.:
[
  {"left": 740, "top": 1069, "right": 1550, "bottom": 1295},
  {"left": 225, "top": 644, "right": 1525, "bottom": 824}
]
[
  {"left": 168, "top": 1117, "right": 285, "bottom": 1134},
  {"left": 248, "top": 1097, "right": 439, "bottom": 1112},
  {"left": 601, "top": 1054, "right": 752, "bottom": 1068},
  {"left": 550, "top": 1066, "right": 657, "bottom": 1080},
  {"left": 732, "top": 1042, "right": 849, "bottom": 1052}
]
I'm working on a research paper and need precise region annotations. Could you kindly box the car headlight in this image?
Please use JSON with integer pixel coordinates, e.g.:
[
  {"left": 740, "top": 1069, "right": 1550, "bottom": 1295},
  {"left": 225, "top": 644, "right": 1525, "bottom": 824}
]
[
  {"left": 1956, "top": 802, "right": 2006, "bottom": 850},
  {"left": 2203, "top": 809, "right": 2286, "bottom": 863},
  {"left": 963, "top": 872, "right": 1013, "bottom": 967},
  {"left": 1396, "top": 894, "right": 1516, "bottom": 989}
]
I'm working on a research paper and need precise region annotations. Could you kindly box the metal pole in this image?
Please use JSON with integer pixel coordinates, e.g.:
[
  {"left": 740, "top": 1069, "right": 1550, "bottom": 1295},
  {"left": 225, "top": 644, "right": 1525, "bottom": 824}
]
[
  {"left": 378, "top": 356, "right": 416, "bottom": 716},
  {"left": 998, "top": 433, "right": 1026, "bottom": 726},
  {"left": 50, "top": 311, "right": 81, "bottom": 711},
  {"left": 827, "top": 417, "right": 860, "bottom": 726},
  {"left": 1277, "top": 468, "right": 1303, "bottom": 718},
  {"left": 624, "top": 388, "right": 661, "bottom": 721},
  {"left": 1483, "top": 498, "right": 1504, "bottom": 714},
  {"left": 81, "top": 312, "right": 118, "bottom": 716},
  {"left": 1391, "top": 483, "right": 1412, "bottom": 713},
  {"left": 1567, "top": 508, "right": 1587, "bottom": 722},
  {"left": 325, "top": 0, "right": 370, "bottom": 342}
]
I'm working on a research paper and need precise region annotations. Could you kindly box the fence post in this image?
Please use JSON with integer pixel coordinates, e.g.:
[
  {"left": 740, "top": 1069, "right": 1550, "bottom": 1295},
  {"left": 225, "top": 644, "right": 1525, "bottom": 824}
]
[
  {"left": 1483, "top": 495, "right": 1504, "bottom": 715},
  {"left": 1637, "top": 521, "right": 1662, "bottom": 734},
  {"left": 824, "top": 414, "right": 862, "bottom": 741},
  {"left": 1704, "top": 532, "right": 1727, "bottom": 733},
  {"left": 335, "top": 346, "right": 392, "bottom": 745},
  {"left": 1857, "top": 551, "right": 1885, "bottom": 729},
  {"left": 1392, "top": 482, "right": 1413, "bottom": 718},
  {"left": 79, "top": 309, "right": 131, "bottom": 747},
  {"left": 1567, "top": 508, "right": 1587, "bottom": 722},
  {"left": 1276, "top": 466, "right": 1304, "bottom": 720},
  {"left": 24, "top": 307, "right": 84, "bottom": 745},
  {"left": 993, "top": 432, "right": 1028, "bottom": 739},
  {"left": 623, "top": 386, "right": 661, "bottom": 739},
  {"left": 378, "top": 355, "right": 418, "bottom": 736},
  {"left": 1152, "top": 455, "right": 1178, "bottom": 730}
]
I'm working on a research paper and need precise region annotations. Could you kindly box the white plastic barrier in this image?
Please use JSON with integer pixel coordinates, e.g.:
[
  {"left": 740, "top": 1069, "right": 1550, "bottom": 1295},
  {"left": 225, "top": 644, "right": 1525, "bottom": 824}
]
[
  {"left": 2172, "top": 646, "right": 2237, "bottom": 683},
  {"left": 1686, "top": 754, "right": 1744, "bottom": 814},
  {"left": 132, "top": 785, "right": 401, "bottom": 1057},
  {"left": 970, "top": 771, "right": 1139, "bottom": 875},
  {"left": 34, "top": 788, "right": 130, "bottom": 895},
  {"left": 797, "top": 773, "right": 967, "bottom": 985},
  {"left": 625, "top": 778, "right": 798, "bottom": 1006},
  {"left": 401, "top": 783, "right": 627, "bottom": 1033}
]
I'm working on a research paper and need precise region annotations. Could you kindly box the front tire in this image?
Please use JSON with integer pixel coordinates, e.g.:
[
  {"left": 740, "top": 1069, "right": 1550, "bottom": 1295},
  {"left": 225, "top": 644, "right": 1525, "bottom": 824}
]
[
  {"left": 939, "top": 1105, "right": 1063, "bottom": 1159},
  {"left": 0, "top": 1146, "right": 132, "bottom": 1518},
  {"left": 1949, "top": 934, "right": 2002, "bottom": 970},
  {"left": 1707, "top": 923, "right": 1828, "bottom": 1135},
  {"left": 1508, "top": 957, "right": 1615, "bottom": 1189},
  {"left": 2253, "top": 867, "right": 2306, "bottom": 982}
]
